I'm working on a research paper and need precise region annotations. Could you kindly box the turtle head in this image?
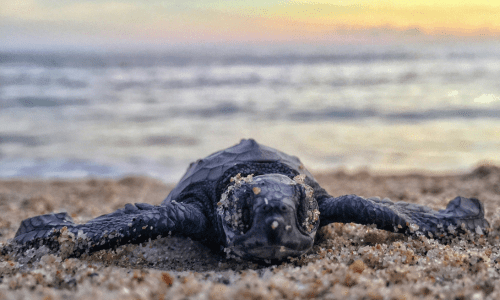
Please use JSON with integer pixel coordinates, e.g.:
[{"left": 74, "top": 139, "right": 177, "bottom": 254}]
[{"left": 217, "top": 174, "right": 319, "bottom": 262}]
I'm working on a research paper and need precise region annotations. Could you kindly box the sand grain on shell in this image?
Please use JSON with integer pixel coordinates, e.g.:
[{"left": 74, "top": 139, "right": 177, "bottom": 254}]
[{"left": 1, "top": 167, "right": 500, "bottom": 299}]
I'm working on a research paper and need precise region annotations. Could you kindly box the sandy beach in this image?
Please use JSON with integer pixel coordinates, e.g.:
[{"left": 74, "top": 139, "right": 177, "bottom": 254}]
[{"left": 1, "top": 166, "right": 500, "bottom": 300}]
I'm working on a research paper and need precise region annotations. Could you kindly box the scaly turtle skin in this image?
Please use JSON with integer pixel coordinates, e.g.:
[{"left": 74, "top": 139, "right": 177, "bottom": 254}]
[{"left": 14, "top": 139, "right": 490, "bottom": 261}]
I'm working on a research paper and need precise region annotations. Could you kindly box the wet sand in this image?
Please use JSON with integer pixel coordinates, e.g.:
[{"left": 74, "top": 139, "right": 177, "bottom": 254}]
[{"left": 1, "top": 166, "right": 500, "bottom": 299}]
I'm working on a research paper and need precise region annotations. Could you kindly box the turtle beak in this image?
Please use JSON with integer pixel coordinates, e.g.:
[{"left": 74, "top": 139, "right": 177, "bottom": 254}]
[{"left": 231, "top": 201, "right": 314, "bottom": 261}]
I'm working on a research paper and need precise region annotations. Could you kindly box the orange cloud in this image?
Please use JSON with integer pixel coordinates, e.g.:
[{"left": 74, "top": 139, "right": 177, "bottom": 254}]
[
  {"left": 1, "top": 0, "right": 499, "bottom": 46},
  {"left": 173, "top": 2, "right": 500, "bottom": 44}
]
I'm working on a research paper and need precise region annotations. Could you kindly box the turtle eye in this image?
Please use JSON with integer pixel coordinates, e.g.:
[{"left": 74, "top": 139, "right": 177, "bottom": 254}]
[
  {"left": 241, "top": 205, "right": 253, "bottom": 233},
  {"left": 296, "top": 184, "right": 320, "bottom": 234},
  {"left": 218, "top": 184, "right": 254, "bottom": 234},
  {"left": 238, "top": 187, "right": 255, "bottom": 233}
]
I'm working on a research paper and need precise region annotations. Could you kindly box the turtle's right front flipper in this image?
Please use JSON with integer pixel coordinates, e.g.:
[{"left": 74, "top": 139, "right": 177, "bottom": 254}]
[
  {"left": 14, "top": 201, "right": 208, "bottom": 256},
  {"left": 15, "top": 212, "right": 76, "bottom": 244}
]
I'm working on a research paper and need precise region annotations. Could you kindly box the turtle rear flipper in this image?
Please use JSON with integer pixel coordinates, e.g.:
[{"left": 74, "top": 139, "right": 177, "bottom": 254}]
[{"left": 15, "top": 212, "right": 75, "bottom": 244}]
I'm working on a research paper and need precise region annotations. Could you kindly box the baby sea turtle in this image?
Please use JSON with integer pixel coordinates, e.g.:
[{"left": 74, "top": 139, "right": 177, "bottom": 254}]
[{"left": 14, "top": 139, "right": 489, "bottom": 261}]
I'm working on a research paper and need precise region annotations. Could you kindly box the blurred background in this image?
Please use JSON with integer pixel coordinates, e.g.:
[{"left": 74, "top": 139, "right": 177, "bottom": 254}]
[{"left": 1, "top": 0, "right": 500, "bottom": 182}]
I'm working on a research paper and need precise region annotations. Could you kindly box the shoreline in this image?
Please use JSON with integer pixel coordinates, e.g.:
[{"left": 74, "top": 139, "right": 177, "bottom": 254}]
[{"left": 1, "top": 166, "right": 500, "bottom": 299}]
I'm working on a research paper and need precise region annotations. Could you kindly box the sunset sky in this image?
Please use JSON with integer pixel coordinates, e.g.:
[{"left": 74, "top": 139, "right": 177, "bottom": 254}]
[{"left": 1, "top": 0, "right": 499, "bottom": 50}]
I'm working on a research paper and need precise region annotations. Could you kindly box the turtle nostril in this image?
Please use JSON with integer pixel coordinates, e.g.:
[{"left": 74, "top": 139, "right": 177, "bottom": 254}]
[
  {"left": 271, "top": 220, "right": 279, "bottom": 230},
  {"left": 263, "top": 204, "right": 271, "bottom": 212},
  {"left": 280, "top": 204, "right": 288, "bottom": 212}
]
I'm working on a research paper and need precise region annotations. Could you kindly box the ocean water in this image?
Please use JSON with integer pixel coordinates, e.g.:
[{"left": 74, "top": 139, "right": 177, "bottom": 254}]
[{"left": 1, "top": 42, "right": 500, "bottom": 182}]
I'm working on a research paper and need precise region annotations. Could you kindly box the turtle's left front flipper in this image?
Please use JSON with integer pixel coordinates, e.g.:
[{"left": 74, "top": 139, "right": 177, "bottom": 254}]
[
  {"left": 318, "top": 195, "right": 489, "bottom": 238},
  {"left": 14, "top": 201, "right": 208, "bottom": 256}
]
